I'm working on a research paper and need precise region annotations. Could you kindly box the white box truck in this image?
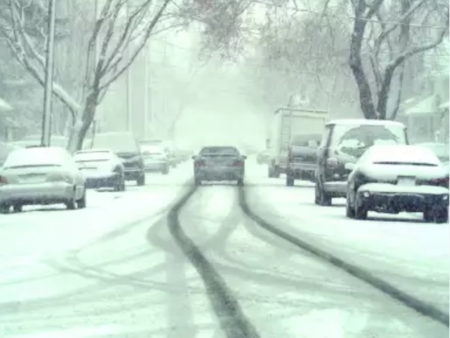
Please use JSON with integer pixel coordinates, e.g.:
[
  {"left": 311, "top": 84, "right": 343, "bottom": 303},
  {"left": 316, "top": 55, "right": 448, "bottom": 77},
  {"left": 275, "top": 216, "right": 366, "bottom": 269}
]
[{"left": 267, "top": 107, "right": 329, "bottom": 178}]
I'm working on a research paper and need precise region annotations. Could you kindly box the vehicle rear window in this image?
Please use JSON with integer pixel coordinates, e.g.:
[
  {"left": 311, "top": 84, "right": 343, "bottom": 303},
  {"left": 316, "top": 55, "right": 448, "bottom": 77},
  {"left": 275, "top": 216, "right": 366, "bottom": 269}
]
[
  {"left": 332, "top": 124, "right": 407, "bottom": 158},
  {"left": 200, "top": 147, "right": 239, "bottom": 157}
]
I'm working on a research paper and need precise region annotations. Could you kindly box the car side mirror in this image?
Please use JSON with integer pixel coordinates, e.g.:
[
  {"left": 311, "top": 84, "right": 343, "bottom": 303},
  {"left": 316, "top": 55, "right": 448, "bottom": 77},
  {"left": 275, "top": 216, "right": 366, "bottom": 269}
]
[{"left": 344, "top": 162, "right": 355, "bottom": 171}]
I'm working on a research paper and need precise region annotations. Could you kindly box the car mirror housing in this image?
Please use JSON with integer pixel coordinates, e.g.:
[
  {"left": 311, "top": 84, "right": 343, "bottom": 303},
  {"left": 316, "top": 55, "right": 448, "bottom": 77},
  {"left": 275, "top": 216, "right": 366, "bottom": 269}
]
[{"left": 344, "top": 162, "right": 356, "bottom": 171}]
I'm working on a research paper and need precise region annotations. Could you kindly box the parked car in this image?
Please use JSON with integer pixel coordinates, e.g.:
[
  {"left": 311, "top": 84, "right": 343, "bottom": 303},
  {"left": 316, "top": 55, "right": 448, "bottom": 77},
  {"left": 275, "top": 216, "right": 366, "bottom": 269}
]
[
  {"left": 315, "top": 119, "right": 409, "bottom": 206},
  {"left": 90, "top": 132, "right": 146, "bottom": 186},
  {"left": 0, "top": 146, "right": 86, "bottom": 213},
  {"left": 140, "top": 144, "right": 170, "bottom": 174},
  {"left": 285, "top": 133, "right": 321, "bottom": 186},
  {"left": 74, "top": 149, "right": 125, "bottom": 191},
  {"left": 345, "top": 144, "right": 448, "bottom": 223},
  {"left": 0, "top": 142, "right": 20, "bottom": 168},
  {"left": 193, "top": 146, "right": 246, "bottom": 186}
]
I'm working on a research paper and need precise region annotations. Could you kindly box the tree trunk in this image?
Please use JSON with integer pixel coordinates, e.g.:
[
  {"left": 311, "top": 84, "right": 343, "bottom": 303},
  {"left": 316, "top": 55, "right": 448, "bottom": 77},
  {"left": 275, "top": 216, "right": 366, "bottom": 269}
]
[{"left": 67, "top": 91, "right": 99, "bottom": 153}]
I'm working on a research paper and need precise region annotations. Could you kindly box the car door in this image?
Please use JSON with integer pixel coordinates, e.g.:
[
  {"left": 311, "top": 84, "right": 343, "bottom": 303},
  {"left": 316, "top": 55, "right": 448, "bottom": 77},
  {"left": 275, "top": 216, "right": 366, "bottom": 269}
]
[{"left": 316, "top": 125, "right": 333, "bottom": 181}]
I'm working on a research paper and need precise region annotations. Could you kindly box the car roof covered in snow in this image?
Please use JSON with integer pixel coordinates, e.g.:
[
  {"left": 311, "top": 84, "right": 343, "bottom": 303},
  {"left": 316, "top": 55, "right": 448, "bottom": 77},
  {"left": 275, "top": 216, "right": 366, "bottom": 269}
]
[
  {"left": 3, "top": 146, "right": 73, "bottom": 168},
  {"left": 362, "top": 145, "right": 440, "bottom": 165},
  {"left": 75, "top": 148, "right": 112, "bottom": 154},
  {"left": 326, "top": 119, "right": 406, "bottom": 128}
]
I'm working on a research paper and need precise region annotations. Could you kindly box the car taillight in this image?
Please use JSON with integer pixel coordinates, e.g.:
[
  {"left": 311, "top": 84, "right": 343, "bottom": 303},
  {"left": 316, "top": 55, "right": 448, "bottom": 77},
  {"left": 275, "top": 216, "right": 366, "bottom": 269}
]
[
  {"left": 430, "top": 177, "right": 449, "bottom": 187},
  {"left": 327, "top": 157, "right": 339, "bottom": 168},
  {"left": 0, "top": 176, "right": 7, "bottom": 184},
  {"left": 195, "top": 160, "right": 205, "bottom": 167},
  {"left": 232, "top": 160, "right": 243, "bottom": 166}
]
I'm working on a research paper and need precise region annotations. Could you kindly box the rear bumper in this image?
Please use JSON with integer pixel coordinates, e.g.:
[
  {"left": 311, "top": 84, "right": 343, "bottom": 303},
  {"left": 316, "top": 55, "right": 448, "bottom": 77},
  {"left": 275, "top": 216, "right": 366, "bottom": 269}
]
[
  {"left": 287, "top": 163, "right": 316, "bottom": 177},
  {"left": 124, "top": 167, "right": 143, "bottom": 180},
  {"left": 0, "top": 182, "right": 74, "bottom": 205},
  {"left": 85, "top": 173, "right": 119, "bottom": 189},
  {"left": 195, "top": 168, "right": 244, "bottom": 181},
  {"left": 357, "top": 183, "right": 449, "bottom": 212}
]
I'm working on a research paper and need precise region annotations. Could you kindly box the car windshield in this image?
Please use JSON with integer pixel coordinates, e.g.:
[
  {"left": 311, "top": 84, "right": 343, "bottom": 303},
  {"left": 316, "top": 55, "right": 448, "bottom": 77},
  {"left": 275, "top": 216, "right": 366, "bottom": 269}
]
[
  {"left": 92, "top": 133, "right": 137, "bottom": 152},
  {"left": 332, "top": 123, "right": 407, "bottom": 158},
  {"left": 199, "top": 146, "right": 239, "bottom": 157}
]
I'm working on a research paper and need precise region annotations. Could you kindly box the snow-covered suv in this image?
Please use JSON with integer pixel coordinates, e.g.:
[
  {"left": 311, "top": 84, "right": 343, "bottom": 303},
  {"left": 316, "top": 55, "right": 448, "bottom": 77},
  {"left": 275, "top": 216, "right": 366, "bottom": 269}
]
[{"left": 314, "top": 119, "right": 408, "bottom": 206}]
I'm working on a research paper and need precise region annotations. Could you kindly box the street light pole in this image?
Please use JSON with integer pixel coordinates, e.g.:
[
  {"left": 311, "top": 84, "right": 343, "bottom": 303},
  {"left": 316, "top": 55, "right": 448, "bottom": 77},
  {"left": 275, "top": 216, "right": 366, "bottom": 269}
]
[{"left": 41, "top": 0, "right": 57, "bottom": 147}]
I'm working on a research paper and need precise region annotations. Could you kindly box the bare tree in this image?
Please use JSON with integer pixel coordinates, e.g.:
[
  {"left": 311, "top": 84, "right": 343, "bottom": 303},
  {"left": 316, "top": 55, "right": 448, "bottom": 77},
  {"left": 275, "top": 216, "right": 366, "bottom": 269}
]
[
  {"left": 0, "top": 0, "right": 177, "bottom": 152},
  {"left": 349, "top": 0, "right": 449, "bottom": 120}
]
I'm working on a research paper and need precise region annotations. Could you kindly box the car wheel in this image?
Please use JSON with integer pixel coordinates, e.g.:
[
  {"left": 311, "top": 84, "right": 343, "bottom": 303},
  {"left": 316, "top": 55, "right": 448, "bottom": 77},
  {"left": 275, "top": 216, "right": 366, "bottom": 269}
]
[
  {"left": 13, "top": 204, "right": 23, "bottom": 213},
  {"left": 345, "top": 198, "right": 355, "bottom": 218},
  {"left": 354, "top": 198, "right": 368, "bottom": 220},
  {"left": 194, "top": 178, "right": 201, "bottom": 186},
  {"left": 315, "top": 182, "right": 332, "bottom": 206},
  {"left": 162, "top": 167, "right": 169, "bottom": 175},
  {"left": 120, "top": 177, "right": 126, "bottom": 191},
  {"left": 286, "top": 176, "right": 294, "bottom": 187},
  {"left": 77, "top": 190, "right": 87, "bottom": 209},
  {"left": 0, "top": 204, "right": 9, "bottom": 214},
  {"left": 237, "top": 179, "right": 244, "bottom": 186},
  {"left": 136, "top": 174, "right": 145, "bottom": 186},
  {"left": 424, "top": 207, "right": 448, "bottom": 223}
]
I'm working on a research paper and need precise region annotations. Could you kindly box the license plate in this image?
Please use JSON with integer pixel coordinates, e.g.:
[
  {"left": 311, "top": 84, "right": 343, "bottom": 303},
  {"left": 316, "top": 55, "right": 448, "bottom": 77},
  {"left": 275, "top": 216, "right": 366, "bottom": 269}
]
[
  {"left": 19, "top": 175, "right": 46, "bottom": 183},
  {"left": 397, "top": 176, "right": 416, "bottom": 186}
]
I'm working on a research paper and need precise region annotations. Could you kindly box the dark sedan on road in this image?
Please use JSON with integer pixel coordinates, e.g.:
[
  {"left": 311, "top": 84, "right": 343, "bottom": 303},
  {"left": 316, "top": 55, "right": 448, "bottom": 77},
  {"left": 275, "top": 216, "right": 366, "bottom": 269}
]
[
  {"left": 193, "top": 146, "right": 246, "bottom": 186},
  {"left": 345, "top": 145, "right": 449, "bottom": 223}
]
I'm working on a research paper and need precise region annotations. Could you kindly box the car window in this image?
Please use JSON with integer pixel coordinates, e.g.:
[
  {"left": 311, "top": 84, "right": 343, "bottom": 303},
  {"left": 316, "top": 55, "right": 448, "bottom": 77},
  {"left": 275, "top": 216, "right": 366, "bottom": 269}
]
[
  {"left": 331, "top": 123, "right": 407, "bottom": 158},
  {"left": 200, "top": 147, "right": 240, "bottom": 157}
]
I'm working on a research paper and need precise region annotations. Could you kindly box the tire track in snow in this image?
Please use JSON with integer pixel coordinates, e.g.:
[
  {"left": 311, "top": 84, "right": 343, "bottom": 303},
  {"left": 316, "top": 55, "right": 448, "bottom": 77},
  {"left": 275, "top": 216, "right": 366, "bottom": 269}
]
[
  {"left": 168, "top": 186, "right": 261, "bottom": 338},
  {"left": 239, "top": 186, "right": 450, "bottom": 327}
]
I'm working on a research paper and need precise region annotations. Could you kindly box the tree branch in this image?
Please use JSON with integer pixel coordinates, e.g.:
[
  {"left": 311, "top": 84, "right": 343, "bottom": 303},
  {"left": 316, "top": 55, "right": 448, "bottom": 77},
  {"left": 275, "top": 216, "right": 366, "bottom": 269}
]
[{"left": 99, "top": 0, "right": 172, "bottom": 91}]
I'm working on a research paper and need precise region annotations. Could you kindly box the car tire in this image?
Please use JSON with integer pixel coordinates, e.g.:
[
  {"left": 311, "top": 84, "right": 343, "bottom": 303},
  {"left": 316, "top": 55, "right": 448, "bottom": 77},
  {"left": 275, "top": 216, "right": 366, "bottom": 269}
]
[
  {"left": 194, "top": 178, "right": 201, "bottom": 186},
  {"left": 136, "top": 174, "right": 145, "bottom": 186},
  {"left": 315, "top": 182, "right": 332, "bottom": 206},
  {"left": 354, "top": 199, "right": 368, "bottom": 220},
  {"left": 237, "top": 179, "right": 244, "bottom": 186},
  {"left": 346, "top": 198, "right": 355, "bottom": 218},
  {"left": 0, "top": 204, "right": 9, "bottom": 214},
  {"left": 424, "top": 207, "right": 448, "bottom": 223},
  {"left": 286, "top": 176, "right": 294, "bottom": 187},
  {"left": 13, "top": 204, "right": 23, "bottom": 213},
  {"left": 77, "top": 190, "right": 87, "bottom": 209},
  {"left": 162, "top": 167, "right": 169, "bottom": 175},
  {"left": 66, "top": 197, "right": 77, "bottom": 210}
]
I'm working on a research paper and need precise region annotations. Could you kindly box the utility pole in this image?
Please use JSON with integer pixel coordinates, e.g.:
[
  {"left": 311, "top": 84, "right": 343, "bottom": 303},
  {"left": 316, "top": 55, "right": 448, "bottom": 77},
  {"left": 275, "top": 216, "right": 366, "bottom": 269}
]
[
  {"left": 126, "top": 2, "right": 132, "bottom": 132},
  {"left": 143, "top": 43, "right": 149, "bottom": 138},
  {"left": 41, "top": 0, "right": 57, "bottom": 147}
]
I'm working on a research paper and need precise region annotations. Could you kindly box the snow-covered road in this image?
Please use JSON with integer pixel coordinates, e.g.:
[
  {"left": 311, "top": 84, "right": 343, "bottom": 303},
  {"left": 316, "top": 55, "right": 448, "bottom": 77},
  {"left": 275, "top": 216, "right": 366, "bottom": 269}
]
[{"left": 0, "top": 160, "right": 448, "bottom": 338}]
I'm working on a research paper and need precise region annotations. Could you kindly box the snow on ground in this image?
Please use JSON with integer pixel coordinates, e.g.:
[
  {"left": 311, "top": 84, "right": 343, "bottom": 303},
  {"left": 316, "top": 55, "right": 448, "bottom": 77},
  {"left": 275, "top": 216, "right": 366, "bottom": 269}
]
[
  {"left": 245, "top": 160, "right": 449, "bottom": 313},
  {"left": 1, "top": 157, "right": 449, "bottom": 338},
  {"left": 178, "top": 185, "right": 447, "bottom": 338},
  {"left": 0, "top": 165, "right": 192, "bottom": 305}
]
